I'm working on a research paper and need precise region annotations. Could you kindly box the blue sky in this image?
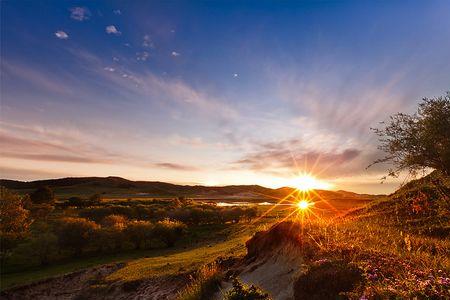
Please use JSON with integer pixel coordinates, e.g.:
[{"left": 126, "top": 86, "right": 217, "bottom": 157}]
[{"left": 1, "top": 0, "right": 450, "bottom": 193}]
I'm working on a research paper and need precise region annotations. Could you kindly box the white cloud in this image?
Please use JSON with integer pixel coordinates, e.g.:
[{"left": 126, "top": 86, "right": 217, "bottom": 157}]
[
  {"left": 113, "top": 9, "right": 122, "bottom": 15},
  {"left": 233, "top": 73, "right": 238, "bottom": 78},
  {"left": 70, "top": 7, "right": 91, "bottom": 21},
  {"left": 104, "top": 67, "right": 115, "bottom": 72},
  {"left": 54, "top": 31, "right": 69, "bottom": 40},
  {"left": 171, "top": 51, "right": 180, "bottom": 57},
  {"left": 106, "top": 25, "right": 121, "bottom": 35}
]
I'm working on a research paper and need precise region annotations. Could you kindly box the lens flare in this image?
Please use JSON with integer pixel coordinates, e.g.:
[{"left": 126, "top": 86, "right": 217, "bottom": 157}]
[
  {"left": 297, "top": 200, "right": 310, "bottom": 210},
  {"left": 291, "top": 174, "right": 332, "bottom": 191}
]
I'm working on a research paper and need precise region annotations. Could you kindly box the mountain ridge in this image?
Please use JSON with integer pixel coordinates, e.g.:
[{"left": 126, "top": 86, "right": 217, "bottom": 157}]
[{"left": 0, "top": 176, "right": 380, "bottom": 201}]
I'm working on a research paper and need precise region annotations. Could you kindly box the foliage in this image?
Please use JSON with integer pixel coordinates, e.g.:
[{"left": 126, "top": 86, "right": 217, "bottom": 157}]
[
  {"left": 55, "top": 217, "right": 99, "bottom": 256},
  {"left": 13, "top": 232, "right": 58, "bottom": 266},
  {"left": 123, "top": 221, "right": 154, "bottom": 249},
  {"left": 370, "top": 92, "right": 450, "bottom": 178},
  {"left": 153, "top": 219, "right": 187, "bottom": 247},
  {"left": 101, "top": 214, "right": 127, "bottom": 229},
  {"left": 293, "top": 259, "right": 363, "bottom": 300},
  {"left": 67, "top": 196, "right": 84, "bottom": 207},
  {"left": 177, "top": 263, "right": 222, "bottom": 300},
  {"left": 0, "top": 187, "right": 31, "bottom": 253},
  {"left": 30, "top": 186, "right": 55, "bottom": 205},
  {"left": 225, "top": 278, "right": 272, "bottom": 300}
]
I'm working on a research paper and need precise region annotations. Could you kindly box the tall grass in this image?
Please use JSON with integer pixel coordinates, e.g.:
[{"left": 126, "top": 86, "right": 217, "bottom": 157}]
[{"left": 177, "top": 262, "right": 222, "bottom": 300}]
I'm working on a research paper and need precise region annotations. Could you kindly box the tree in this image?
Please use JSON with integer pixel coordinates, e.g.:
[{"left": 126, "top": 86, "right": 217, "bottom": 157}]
[
  {"left": 153, "top": 219, "right": 186, "bottom": 247},
  {"left": 370, "top": 92, "right": 450, "bottom": 178},
  {"left": 0, "top": 187, "right": 31, "bottom": 256},
  {"left": 14, "top": 232, "right": 58, "bottom": 265},
  {"left": 124, "top": 221, "right": 154, "bottom": 249},
  {"left": 30, "top": 186, "right": 55, "bottom": 205},
  {"left": 67, "top": 197, "right": 85, "bottom": 207},
  {"left": 55, "top": 217, "right": 98, "bottom": 256},
  {"left": 88, "top": 194, "right": 102, "bottom": 206}
]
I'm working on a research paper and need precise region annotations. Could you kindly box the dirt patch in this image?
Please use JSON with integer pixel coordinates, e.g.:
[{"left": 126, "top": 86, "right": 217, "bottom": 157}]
[
  {"left": 1, "top": 263, "right": 190, "bottom": 300},
  {"left": 1, "top": 263, "right": 125, "bottom": 300}
]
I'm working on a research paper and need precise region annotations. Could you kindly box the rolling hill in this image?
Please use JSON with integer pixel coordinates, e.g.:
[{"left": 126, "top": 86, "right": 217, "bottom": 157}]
[{"left": 0, "top": 176, "right": 379, "bottom": 203}]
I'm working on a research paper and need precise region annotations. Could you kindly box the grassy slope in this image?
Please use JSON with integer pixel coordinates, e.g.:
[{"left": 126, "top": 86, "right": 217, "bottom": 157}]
[{"left": 1, "top": 219, "right": 270, "bottom": 290}]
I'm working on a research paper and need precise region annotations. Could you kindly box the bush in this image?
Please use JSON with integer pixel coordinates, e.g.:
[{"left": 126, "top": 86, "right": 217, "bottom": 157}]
[
  {"left": 178, "top": 263, "right": 222, "bottom": 300},
  {"left": 55, "top": 217, "right": 99, "bottom": 256},
  {"left": 67, "top": 197, "right": 85, "bottom": 207},
  {"left": 13, "top": 232, "right": 58, "bottom": 265},
  {"left": 123, "top": 221, "right": 154, "bottom": 249},
  {"left": 225, "top": 278, "right": 272, "bottom": 300},
  {"left": 30, "top": 186, "right": 55, "bottom": 205},
  {"left": 153, "top": 219, "right": 187, "bottom": 247},
  {"left": 101, "top": 214, "right": 127, "bottom": 229},
  {"left": 293, "top": 259, "right": 363, "bottom": 300},
  {"left": 93, "top": 227, "right": 124, "bottom": 253}
]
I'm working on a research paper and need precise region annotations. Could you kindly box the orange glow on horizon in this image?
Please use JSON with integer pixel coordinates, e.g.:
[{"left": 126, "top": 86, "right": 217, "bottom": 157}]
[{"left": 289, "top": 173, "right": 333, "bottom": 191}]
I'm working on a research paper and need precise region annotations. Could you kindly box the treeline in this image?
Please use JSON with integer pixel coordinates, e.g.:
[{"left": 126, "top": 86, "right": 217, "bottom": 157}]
[
  {"left": 9, "top": 217, "right": 186, "bottom": 267},
  {"left": 0, "top": 186, "right": 259, "bottom": 269},
  {"left": 78, "top": 204, "right": 258, "bottom": 225}
]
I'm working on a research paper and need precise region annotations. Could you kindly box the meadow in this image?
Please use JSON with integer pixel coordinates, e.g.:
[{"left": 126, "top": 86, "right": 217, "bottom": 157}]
[{"left": 1, "top": 172, "right": 449, "bottom": 299}]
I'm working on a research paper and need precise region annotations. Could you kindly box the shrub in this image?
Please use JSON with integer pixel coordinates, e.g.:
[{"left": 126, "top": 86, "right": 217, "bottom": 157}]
[
  {"left": 153, "top": 219, "right": 187, "bottom": 247},
  {"left": 293, "top": 259, "right": 363, "bottom": 300},
  {"left": 178, "top": 263, "right": 222, "bottom": 300},
  {"left": 93, "top": 227, "right": 124, "bottom": 253},
  {"left": 14, "top": 232, "right": 58, "bottom": 265},
  {"left": 55, "top": 217, "right": 99, "bottom": 256},
  {"left": 124, "top": 221, "right": 154, "bottom": 249},
  {"left": 225, "top": 278, "right": 272, "bottom": 300},
  {"left": 30, "top": 186, "right": 55, "bottom": 205},
  {"left": 101, "top": 214, "right": 127, "bottom": 229},
  {"left": 67, "top": 197, "right": 85, "bottom": 207}
]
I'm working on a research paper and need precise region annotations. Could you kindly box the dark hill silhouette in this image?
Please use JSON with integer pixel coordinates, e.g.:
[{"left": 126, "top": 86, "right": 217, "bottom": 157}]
[{"left": 0, "top": 176, "right": 379, "bottom": 202}]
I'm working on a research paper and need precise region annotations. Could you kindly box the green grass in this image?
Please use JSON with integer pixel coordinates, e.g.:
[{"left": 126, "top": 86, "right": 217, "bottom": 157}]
[{"left": 0, "top": 221, "right": 267, "bottom": 290}]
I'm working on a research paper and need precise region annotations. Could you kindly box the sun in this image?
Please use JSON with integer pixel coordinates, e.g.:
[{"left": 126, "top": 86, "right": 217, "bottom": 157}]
[
  {"left": 291, "top": 174, "right": 332, "bottom": 191},
  {"left": 297, "top": 199, "right": 310, "bottom": 210}
]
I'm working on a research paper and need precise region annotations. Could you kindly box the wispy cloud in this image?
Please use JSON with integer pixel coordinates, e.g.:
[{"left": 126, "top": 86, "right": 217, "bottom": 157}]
[
  {"left": 154, "top": 163, "right": 199, "bottom": 171},
  {"left": 113, "top": 9, "right": 122, "bottom": 15},
  {"left": 136, "top": 51, "right": 149, "bottom": 61},
  {"left": 54, "top": 30, "right": 69, "bottom": 39},
  {"left": 171, "top": 51, "right": 180, "bottom": 57},
  {"left": 142, "top": 35, "right": 154, "bottom": 48},
  {"left": 70, "top": 7, "right": 91, "bottom": 21},
  {"left": 106, "top": 25, "right": 121, "bottom": 35}
]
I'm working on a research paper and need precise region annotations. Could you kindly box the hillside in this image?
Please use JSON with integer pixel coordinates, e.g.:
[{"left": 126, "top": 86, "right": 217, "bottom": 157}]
[
  {"left": 0, "top": 176, "right": 378, "bottom": 203},
  {"left": 351, "top": 170, "right": 450, "bottom": 236}
]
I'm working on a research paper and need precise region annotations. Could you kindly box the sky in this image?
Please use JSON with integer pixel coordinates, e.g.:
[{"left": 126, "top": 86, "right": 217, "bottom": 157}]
[{"left": 1, "top": 0, "right": 450, "bottom": 194}]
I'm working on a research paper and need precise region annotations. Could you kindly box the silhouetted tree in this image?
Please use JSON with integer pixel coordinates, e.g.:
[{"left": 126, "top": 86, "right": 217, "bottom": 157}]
[
  {"left": 30, "top": 186, "right": 55, "bottom": 205},
  {"left": 88, "top": 194, "right": 102, "bottom": 206},
  {"left": 370, "top": 92, "right": 450, "bottom": 178}
]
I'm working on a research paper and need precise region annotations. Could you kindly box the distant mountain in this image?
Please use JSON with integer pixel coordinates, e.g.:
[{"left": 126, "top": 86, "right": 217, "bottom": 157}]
[{"left": 0, "top": 176, "right": 380, "bottom": 202}]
